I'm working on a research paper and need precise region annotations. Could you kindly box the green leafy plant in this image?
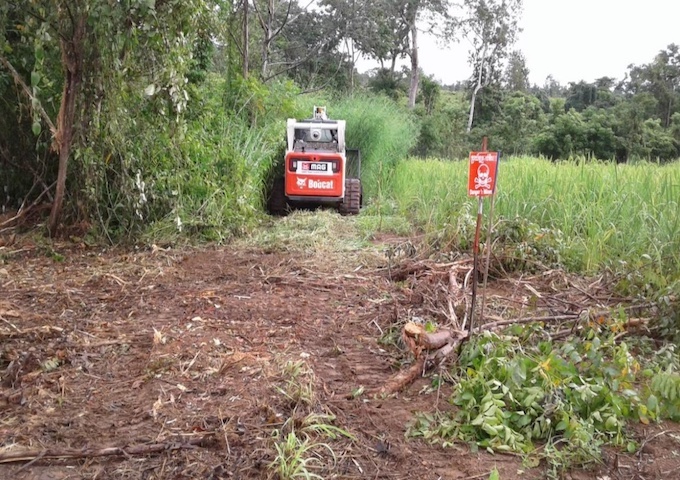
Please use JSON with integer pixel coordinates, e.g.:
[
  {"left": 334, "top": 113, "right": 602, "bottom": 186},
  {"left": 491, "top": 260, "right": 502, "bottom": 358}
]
[
  {"left": 649, "top": 371, "right": 680, "bottom": 420},
  {"left": 409, "top": 325, "right": 680, "bottom": 475}
]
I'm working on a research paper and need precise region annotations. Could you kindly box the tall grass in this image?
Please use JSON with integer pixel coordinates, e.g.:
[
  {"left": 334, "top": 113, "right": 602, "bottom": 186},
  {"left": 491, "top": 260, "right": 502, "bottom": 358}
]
[
  {"left": 79, "top": 73, "right": 297, "bottom": 243},
  {"left": 388, "top": 156, "right": 680, "bottom": 277}
]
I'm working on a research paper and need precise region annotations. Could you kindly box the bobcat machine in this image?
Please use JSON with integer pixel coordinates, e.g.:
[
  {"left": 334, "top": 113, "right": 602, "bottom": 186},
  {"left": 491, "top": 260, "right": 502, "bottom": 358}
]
[{"left": 267, "top": 106, "right": 362, "bottom": 215}]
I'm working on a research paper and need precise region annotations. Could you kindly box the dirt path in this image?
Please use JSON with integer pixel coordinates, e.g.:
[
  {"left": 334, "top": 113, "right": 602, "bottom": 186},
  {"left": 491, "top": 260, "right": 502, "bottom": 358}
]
[{"left": 1, "top": 218, "right": 678, "bottom": 479}]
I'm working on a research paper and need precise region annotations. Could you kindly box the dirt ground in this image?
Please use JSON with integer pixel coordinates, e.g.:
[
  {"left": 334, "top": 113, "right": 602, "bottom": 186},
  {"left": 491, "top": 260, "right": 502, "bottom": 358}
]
[{"left": 1, "top": 223, "right": 679, "bottom": 480}]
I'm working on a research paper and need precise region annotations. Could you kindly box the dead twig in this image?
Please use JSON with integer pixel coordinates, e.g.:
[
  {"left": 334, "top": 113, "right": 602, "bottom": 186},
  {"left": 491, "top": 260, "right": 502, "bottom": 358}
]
[
  {"left": 0, "top": 182, "right": 55, "bottom": 229},
  {"left": 481, "top": 314, "right": 580, "bottom": 331},
  {"left": 373, "top": 355, "right": 427, "bottom": 397},
  {"left": 0, "top": 435, "right": 213, "bottom": 464},
  {"left": 637, "top": 429, "right": 674, "bottom": 457},
  {"left": 0, "top": 325, "right": 64, "bottom": 339}
]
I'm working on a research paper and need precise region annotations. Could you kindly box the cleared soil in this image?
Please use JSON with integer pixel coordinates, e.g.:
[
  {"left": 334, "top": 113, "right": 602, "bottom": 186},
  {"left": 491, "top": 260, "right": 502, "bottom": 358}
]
[{"left": 1, "top": 218, "right": 679, "bottom": 480}]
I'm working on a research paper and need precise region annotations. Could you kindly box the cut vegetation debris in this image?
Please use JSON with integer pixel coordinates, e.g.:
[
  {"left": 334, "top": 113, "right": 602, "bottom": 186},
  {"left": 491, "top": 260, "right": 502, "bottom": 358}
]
[{"left": 1, "top": 213, "right": 680, "bottom": 479}]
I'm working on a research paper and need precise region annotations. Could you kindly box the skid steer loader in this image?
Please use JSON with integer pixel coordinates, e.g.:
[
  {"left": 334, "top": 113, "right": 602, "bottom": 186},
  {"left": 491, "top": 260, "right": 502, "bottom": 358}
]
[{"left": 267, "top": 106, "right": 362, "bottom": 215}]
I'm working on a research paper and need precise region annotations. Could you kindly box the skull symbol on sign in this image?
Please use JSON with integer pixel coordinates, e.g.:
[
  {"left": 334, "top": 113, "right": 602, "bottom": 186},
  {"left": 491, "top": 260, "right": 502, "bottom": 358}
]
[{"left": 474, "top": 163, "right": 493, "bottom": 190}]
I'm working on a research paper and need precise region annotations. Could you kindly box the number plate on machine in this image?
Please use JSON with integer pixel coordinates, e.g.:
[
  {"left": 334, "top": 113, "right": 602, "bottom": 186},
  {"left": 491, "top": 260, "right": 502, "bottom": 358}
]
[{"left": 300, "top": 162, "right": 331, "bottom": 174}]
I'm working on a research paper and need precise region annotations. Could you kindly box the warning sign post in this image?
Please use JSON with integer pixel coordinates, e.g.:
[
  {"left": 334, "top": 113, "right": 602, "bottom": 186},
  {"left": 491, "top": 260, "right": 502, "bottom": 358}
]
[
  {"left": 467, "top": 145, "right": 500, "bottom": 335},
  {"left": 468, "top": 151, "right": 499, "bottom": 197}
]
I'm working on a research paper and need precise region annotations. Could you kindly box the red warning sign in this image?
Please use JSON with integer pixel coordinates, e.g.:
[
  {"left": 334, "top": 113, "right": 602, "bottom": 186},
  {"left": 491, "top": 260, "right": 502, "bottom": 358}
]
[{"left": 468, "top": 152, "right": 499, "bottom": 197}]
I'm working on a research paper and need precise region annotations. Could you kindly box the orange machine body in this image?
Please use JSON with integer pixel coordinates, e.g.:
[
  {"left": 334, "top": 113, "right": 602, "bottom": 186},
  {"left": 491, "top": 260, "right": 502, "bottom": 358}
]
[{"left": 284, "top": 152, "right": 345, "bottom": 200}]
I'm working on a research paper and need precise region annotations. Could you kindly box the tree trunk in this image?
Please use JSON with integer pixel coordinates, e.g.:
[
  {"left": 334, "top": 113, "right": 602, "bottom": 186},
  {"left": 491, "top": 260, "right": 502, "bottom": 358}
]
[
  {"left": 243, "top": 0, "right": 249, "bottom": 78},
  {"left": 467, "top": 43, "right": 488, "bottom": 133},
  {"left": 350, "top": 42, "right": 355, "bottom": 91},
  {"left": 349, "top": 0, "right": 356, "bottom": 91},
  {"left": 261, "top": 0, "right": 273, "bottom": 79},
  {"left": 48, "top": 16, "right": 85, "bottom": 237},
  {"left": 407, "top": 22, "right": 419, "bottom": 109},
  {"left": 467, "top": 84, "right": 482, "bottom": 134}
]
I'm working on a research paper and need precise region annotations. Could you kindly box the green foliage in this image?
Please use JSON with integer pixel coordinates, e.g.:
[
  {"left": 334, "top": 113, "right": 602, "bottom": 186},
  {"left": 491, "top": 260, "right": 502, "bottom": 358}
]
[
  {"left": 409, "top": 328, "right": 680, "bottom": 475},
  {"left": 490, "top": 92, "right": 545, "bottom": 155},
  {"left": 492, "top": 217, "right": 563, "bottom": 273},
  {"left": 653, "top": 281, "right": 680, "bottom": 340},
  {"left": 409, "top": 45, "right": 680, "bottom": 163},
  {"left": 269, "top": 411, "right": 353, "bottom": 480},
  {"left": 618, "top": 274, "right": 680, "bottom": 340},
  {"left": 533, "top": 110, "right": 588, "bottom": 159},
  {"left": 565, "top": 81, "right": 605, "bottom": 112},
  {"left": 413, "top": 91, "right": 469, "bottom": 159},
  {"left": 268, "top": 358, "right": 352, "bottom": 480},
  {"left": 222, "top": 75, "right": 302, "bottom": 126},
  {"left": 650, "top": 371, "right": 680, "bottom": 420},
  {"left": 418, "top": 74, "right": 442, "bottom": 115},
  {"left": 1, "top": 0, "right": 216, "bottom": 232},
  {"left": 81, "top": 73, "right": 291, "bottom": 242},
  {"left": 275, "top": 359, "right": 316, "bottom": 407},
  {"left": 367, "top": 68, "right": 408, "bottom": 100},
  {"left": 503, "top": 50, "right": 530, "bottom": 92}
]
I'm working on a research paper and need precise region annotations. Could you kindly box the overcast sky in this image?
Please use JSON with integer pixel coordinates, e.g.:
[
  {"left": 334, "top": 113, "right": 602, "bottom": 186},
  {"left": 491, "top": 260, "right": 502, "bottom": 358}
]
[{"left": 361, "top": 0, "right": 680, "bottom": 87}]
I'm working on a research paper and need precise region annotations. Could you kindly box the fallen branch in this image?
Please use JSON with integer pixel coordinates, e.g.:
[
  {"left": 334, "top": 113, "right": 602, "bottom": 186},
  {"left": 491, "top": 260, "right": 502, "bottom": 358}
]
[
  {"left": 68, "top": 339, "right": 133, "bottom": 349},
  {"left": 0, "top": 436, "right": 213, "bottom": 464},
  {"left": 0, "top": 182, "right": 55, "bottom": 229},
  {"left": 622, "top": 317, "right": 649, "bottom": 330},
  {"left": 382, "top": 261, "right": 434, "bottom": 282},
  {"left": 481, "top": 314, "right": 580, "bottom": 331},
  {"left": 365, "top": 311, "right": 648, "bottom": 398},
  {"left": 0, "top": 325, "right": 64, "bottom": 339},
  {"left": 448, "top": 267, "right": 467, "bottom": 330},
  {"left": 368, "top": 322, "right": 468, "bottom": 396},
  {"left": 374, "top": 355, "right": 426, "bottom": 397}
]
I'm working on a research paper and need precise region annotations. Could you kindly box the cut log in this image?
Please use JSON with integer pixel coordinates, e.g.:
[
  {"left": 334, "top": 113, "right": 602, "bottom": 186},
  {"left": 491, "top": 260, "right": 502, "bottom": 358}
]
[{"left": 403, "top": 322, "right": 458, "bottom": 351}]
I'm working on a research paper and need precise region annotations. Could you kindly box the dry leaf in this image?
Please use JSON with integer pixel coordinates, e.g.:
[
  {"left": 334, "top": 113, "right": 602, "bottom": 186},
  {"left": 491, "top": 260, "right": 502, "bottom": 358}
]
[
  {"left": 152, "top": 396, "right": 163, "bottom": 420},
  {"left": 153, "top": 327, "right": 166, "bottom": 345},
  {"left": 41, "top": 358, "right": 60, "bottom": 372}
]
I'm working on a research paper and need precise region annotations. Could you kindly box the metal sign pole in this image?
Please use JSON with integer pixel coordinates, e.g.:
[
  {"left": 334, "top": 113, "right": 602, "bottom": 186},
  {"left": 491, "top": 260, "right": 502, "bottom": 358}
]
[
  {"left": 479, "top": 151, "right": 500, "bottom": 327},
  {"left": 468, "top": 137, "right": 489, "bottom": 334},
  {"left": 469, "top": 196, "right": 484, "bottom": 334}
]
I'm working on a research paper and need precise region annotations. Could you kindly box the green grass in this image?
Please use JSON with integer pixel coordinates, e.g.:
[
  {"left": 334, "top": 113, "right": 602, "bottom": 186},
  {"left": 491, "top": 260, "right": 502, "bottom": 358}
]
[
  {"left": 267, "top": 357, "right": 354, "bottom": 480},
  {"left": 387, "top": 156, "right": 680, "bottom": 278}
]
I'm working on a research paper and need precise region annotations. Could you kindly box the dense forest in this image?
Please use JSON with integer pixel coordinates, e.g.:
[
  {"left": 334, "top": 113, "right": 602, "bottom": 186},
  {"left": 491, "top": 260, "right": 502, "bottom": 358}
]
[{"left": 1, "top": 0, "right": 679, "bottom": 240}]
